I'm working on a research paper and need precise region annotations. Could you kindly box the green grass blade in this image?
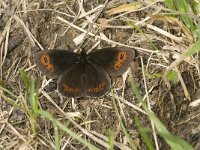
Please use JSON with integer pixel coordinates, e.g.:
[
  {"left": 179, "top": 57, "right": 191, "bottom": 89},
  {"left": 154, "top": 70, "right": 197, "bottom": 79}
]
[
  {"left": 191, "top": 0, "right": 200, "bottom": 15},
  {"left": 30, "top": 78, "right": 38, "bottom": 116},
  {"left": 166, "top": 70, "right": 178, "bottom": 82},
  {"left": 128, "top": 21, "right": 158, "bottom": 50},
  {"left": 148, "top": 111, "right": 194, "bottom": 150},
  {"left": 38, "top": 109, "right": 101, "bottom": 150},
  {"left": 19, "top": 69, "right": 30, "bottom": 98},
  {"left": 130, "top": 76, "right": 194, "bottom": 149},
  {"left": 184, "top": 40, "right": 200, "bottom": 56},
  {"left": 0, "top": 90, "right": 26, "bottom": 112},
  {"left": 54, "top": 124, "right": 61, "bottom": 150},
  {"left": 135, "top": 117, "right": 154, "bottom": 150},
  {"left": 165, "top": 0, "right": 196, "bottom": 32},
  {"left": 0, "top": 85, "right": 18, "bottom": 99},
  {"left": 165, "top": 0, "right": 175, "bottom": 10},
  {"left": 177, "top": 0, "right": 195, "bottom": 29},
  {"left": 107, "top": 130, "right": 115, "bottom": 150},
  {"left": 158, "top": 132, "right": 194, "bottom": 150},
  {"left": 111, "top": 91, "right": 137, "bottom": 150}
]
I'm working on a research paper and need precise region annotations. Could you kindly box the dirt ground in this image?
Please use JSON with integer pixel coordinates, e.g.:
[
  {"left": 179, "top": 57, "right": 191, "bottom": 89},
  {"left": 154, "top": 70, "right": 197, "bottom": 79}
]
[{"left": 0, "top": 0, "right": 200, "bottom": 150}]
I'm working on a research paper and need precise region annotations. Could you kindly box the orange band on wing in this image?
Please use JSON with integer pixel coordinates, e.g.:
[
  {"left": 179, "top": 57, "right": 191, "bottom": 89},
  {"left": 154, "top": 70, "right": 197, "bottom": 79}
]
[
  {"left": 41, "top": 54, "right": 54, "bottom": 72},
  {"left": 63, "top": 84, "right": 80, "bottom": 93},
  {"left": 88, "top": 81, "right": 106, "bottom": 93},
  {"left": 114, "top": 51, "right": 127, "bottom": 70}
]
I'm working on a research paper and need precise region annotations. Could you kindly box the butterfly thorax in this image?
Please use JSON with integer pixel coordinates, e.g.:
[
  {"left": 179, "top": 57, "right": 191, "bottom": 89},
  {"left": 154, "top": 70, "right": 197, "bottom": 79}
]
[
  {"left": 79, "top": 51, "right": 88, "bottom": 78},
  {"left": 79, "top": 51, "right": 87, "bottom": 63}
]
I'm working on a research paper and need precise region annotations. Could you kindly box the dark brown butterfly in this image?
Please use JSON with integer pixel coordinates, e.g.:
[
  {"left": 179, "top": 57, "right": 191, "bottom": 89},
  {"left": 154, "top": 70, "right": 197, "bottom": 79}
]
[{"left": 34, "top": 47, "right": 134, "bottom": 98}]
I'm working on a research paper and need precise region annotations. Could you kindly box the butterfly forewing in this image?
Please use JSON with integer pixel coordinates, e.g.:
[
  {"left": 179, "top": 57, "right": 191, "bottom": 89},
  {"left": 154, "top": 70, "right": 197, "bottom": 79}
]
[
  {"left": 85, "top": 63, "right": 111, "bottom": 97},
  {"left": 87, "top": 47, "right": 134, "bottom": 76},
  {"left": 34, "top": 50, "right": 79, "bottom": 78},
  {"left": 57, "top": 63, "right": 84, "bottom": 98}
]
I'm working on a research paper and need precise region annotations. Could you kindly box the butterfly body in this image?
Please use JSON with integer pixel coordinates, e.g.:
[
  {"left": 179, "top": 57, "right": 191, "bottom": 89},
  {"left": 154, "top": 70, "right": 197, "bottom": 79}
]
[{"left": 34, "top": 47, "right": 134, "bottom": 98}]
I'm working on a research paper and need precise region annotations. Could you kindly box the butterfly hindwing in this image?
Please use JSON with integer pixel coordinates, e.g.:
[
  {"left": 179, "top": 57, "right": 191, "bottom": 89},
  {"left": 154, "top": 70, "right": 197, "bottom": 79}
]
[
  {"left": 85, "top": 63, "right": 111, "bottom": 97},
  {"left": 34, "top": 50, "right": 79, "bottom": 78},
  {"left": 87, "top": 47, "right": 134, "bottom": 76},
  {"left": 57, "top": 63, "right": 84, "bottom": 98}
]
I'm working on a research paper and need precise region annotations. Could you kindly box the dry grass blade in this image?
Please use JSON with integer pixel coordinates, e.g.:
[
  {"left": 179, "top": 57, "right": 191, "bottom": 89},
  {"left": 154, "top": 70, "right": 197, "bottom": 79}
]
[
  {"left": 41, "top": 90, "right": 111, "bottom": 149},
  {"left": 0, "top": 17, "right": 12, "bottom": 68},
  {"left": 13, "top": 15, "right": 41, "bottom": 49},
  {"left": 141, "top": 56, "right": 159, "bottom": 150},
  {"left": 91, "top": 131, "right": 132, "bottom": 150},
  {"left": 6, "top": 123, "right": 34, "bottom": 150},
  {"left": 146, "top": 24, "right": 182, "bottom": 42},
  {"left": 78, "top": 4, "right": 104, "bottom": 19},
  {"left": 105, "top": 2, "right": 141, "bottom": 16},
  {"left": 57, "top": 16, "right": 156, "bottom": 53}
]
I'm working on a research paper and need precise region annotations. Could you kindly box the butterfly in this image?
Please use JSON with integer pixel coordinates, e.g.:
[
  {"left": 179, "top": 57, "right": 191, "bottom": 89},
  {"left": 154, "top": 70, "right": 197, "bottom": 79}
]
[{"left": 34, "top": 47, "right": 134, "bottom": 98}]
